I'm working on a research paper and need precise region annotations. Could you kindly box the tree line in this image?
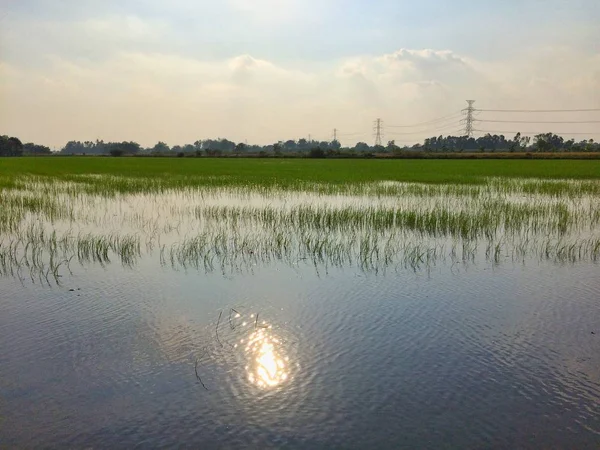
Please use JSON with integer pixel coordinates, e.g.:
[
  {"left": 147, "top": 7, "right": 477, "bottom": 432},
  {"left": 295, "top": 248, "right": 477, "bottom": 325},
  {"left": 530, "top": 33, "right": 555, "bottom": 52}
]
[
  {"left": 1, "top": 132, "right": 598, "bottom": 157},
  {"left": 0, "top": 136, "right": 52, "bottom": 157}
]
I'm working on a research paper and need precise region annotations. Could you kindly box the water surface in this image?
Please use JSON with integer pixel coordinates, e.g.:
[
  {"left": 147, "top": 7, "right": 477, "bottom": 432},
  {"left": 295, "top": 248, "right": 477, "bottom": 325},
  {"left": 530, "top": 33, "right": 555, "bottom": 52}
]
[{"left": 1, "top": 177, "right": 599, "bottom": 448}]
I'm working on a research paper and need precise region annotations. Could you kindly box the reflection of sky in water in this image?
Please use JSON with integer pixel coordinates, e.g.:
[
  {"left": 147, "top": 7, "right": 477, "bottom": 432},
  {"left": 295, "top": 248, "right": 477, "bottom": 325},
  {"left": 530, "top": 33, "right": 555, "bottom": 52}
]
[
  {"left": 3, "top": 177, "right": 600, "bottom": 280},
  {"left": 7, "top": 178, "right": 600, "bottom": 242}
]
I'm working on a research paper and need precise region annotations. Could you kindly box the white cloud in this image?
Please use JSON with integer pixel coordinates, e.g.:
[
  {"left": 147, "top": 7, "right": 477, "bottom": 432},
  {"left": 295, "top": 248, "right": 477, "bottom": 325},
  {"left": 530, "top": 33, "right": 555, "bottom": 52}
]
[{"left": 1, "top": 44, "right": 599, "bottom": 147}]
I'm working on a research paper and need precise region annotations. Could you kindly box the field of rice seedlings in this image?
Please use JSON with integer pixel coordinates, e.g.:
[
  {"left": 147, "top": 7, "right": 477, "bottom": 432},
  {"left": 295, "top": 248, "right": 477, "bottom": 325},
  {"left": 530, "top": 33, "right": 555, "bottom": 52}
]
[
  {"left": 1, "top": 158, "right": 600, "bottom": 191},
  {"left": 1, "top": 174, "right": 599, "bottom": 284}
]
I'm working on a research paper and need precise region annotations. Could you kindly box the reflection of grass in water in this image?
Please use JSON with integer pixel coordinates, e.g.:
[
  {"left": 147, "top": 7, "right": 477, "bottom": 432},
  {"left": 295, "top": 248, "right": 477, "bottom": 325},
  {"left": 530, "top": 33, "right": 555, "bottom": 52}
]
[
  {"left": 166, "top": 228, "right": 600, "bottom": 275},
  {"left": 0, "top": 224, "right": 141, "bottom": 285},
  {"left": 1, "top": 175, "right": 600, "bottom": 284},
  {"left": 199, "top": 201, "right": 584, "bottom": 239}
]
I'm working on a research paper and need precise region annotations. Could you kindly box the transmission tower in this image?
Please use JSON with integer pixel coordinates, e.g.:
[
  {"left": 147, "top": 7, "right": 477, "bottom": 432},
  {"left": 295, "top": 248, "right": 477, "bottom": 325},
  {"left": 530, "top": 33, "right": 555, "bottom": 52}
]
[
  {"left": 374, "top": 119, "right": 383, "bottom": 146},
  {"left": 462, "top": 100, "right": 476, "bottom": 137},
  {"left": 333, "top": 128, "right": 338, "bottom": 141}
]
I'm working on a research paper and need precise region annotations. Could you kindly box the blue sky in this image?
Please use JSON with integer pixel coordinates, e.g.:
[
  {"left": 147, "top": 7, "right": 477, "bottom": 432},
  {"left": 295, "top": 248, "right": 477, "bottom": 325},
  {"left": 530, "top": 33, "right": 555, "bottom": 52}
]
[{"left": 1, "top": 0, "right": 599, "bottom": 147}]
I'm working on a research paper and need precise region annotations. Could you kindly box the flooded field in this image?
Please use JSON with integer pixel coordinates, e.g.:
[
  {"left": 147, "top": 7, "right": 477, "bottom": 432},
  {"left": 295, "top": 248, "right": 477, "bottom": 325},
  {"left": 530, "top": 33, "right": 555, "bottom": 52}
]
[{"left": 1, "top": 175, "right": 600, "bottom": 448}]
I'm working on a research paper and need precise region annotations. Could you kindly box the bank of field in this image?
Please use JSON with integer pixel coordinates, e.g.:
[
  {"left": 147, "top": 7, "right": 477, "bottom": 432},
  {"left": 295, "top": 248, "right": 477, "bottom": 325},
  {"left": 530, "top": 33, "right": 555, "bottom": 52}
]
[{"left": 1, "top": 158, "right": 600, "bottom": 189}]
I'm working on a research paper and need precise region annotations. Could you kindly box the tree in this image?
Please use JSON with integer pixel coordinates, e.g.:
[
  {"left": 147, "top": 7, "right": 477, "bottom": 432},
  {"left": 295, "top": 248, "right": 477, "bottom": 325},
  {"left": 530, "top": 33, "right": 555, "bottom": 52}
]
[
  {"left": 387, "top": 140, "right": 400, "bottom": 153},
  {"left": 235, "top": 142, "right": 247, "bottom": 154},
  {"left": 182, "top": 144, "right": 195, "bottom": 153},
  {"left": 118, "top": 141, "right": 140, "bottom": 155},
  {"left": 62, "top": 141, "right": 85, "bottom": 155},
  {"left": 509, "top": 133, "right": 521, "bottom": 152},
  {"left": 563, "top": 139, "right": 575, "bottom": 152},
  {"left": 585, "top": 139, "right": 596, "bottom": 152},
  {"left": 23, "top": 143, "right": 52, "bottom": 155},
  {"left": 297, "top": 138, "right": 309, "bottom": 151},
  {"left": 354, "top": 142, "right": 370, "bottom": 152},
  {"left": 0, "top": 136, "right": 24, "bottom": 156},
  {"left": 152, "top": 141, "right": 170, "bottom": 154},
  {"left": 309, "top": 147, "right": 326, "bottom": 158},
  {"left": 534, "top": 133, "right": 563, "bottom": 152},
  {"left": 216, "top": 138, "right": 235, "bottom": 152},
  {"left": 283, "top": 140, "right": 297, "bottom": 151}
]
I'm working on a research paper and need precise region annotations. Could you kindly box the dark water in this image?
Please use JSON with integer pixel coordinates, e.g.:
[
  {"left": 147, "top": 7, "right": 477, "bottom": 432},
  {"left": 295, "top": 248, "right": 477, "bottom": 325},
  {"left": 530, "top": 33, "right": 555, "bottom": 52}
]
[{"left": 1, "top": 259, "right": 600, "bottom": 449}]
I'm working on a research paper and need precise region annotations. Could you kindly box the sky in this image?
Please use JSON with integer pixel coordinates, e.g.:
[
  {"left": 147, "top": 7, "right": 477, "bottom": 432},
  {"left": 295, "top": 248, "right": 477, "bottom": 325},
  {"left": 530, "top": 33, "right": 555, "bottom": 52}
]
[{"left": 0, "top": 0, "right": 599, "bottom": 148}]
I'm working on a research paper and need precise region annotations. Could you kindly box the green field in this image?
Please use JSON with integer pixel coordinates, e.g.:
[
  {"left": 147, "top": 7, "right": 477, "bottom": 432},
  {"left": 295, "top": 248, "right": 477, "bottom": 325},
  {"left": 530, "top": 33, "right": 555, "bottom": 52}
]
[
  {"left": 2, "top": 156, "right": 600, "bottom": 280},
  {"left": 1, "top": 157, "right": 599, "bottom": 188}
]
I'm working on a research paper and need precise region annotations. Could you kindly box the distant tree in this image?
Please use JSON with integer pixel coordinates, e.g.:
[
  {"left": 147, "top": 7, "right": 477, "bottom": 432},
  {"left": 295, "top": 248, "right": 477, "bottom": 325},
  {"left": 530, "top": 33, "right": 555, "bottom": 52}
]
[
  {"left": 297, "top": 138, "right": 309, "bottom": 151},
  {"left": 0, "top": 136, "right": 24, "bottom": 156},
  {"left": 330, "top": 139, "right": 341, "bottom": 150},
  {"left": 584, "top": 139, "right": 596, "bottom": 152},
  {"left": 519, "top": 135, "right": 531, "bottom": 150},
  {"left": 386, "top": 140, "right": 400, "bottom": 153},
  {"left": 218, "top": 138, "right": 236, "bottom": 152},
  {"left": 62, "top": 141, "right": 85, "bottom": 155},
  {"left": 118, "top": 141, "right": 140, "bottom": 155},
  {"left": 509, "top": 133, "right": 520, "bottom": 152},
  {"left": 309, "top": 147, "right": 326, "bottom": 158},
  {"left": 110, "top": 148, "right": 124, "bottom": 157},
  {"left": 235, "top": 142, "right": 247, "bottom": 154},
  {"left": 534, "top": 133, "right": 563, "bottom": 152},
  {"left": 564, "top": 139, "right": 575, "bottom": 152},
  {"left": 193, "top": 140, "right": 204, "bottom": 152},
  {"left": 354, "top": 142, "right": 370, "bottom": 152},
  {"left": 283, "top": 140, "right": 297, "bottom": 151},
  {"left": 177, "top": 144, "right": 194, "bottom": 153},
  {"left": 152, "top": 141, "right": 170, "bottom": 154},
  {"left": 23, "top": 143, "right": 52, "bottom": 155}
]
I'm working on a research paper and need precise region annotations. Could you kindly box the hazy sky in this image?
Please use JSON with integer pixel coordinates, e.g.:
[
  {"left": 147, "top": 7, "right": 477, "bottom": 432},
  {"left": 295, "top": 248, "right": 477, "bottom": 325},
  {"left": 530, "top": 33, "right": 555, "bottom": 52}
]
[{"left": 1, "top": 0, "right": 599, "bottom": 148}]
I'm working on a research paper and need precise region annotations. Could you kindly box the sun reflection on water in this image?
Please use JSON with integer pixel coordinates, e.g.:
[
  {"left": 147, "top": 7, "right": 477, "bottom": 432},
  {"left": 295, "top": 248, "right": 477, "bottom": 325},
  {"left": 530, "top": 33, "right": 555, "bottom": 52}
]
[{"left": 245, "top": 327, "right": 289, "bottom": 388}]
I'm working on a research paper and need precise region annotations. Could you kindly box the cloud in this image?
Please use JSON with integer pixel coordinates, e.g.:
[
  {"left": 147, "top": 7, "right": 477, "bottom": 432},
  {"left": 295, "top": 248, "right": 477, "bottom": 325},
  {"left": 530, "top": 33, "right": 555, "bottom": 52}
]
[
  {"left": 381, "top": 49, "right": 468, "bottom": 69},
  {"left": 1, "top": 43, "right": 599, "bottom": 148}
]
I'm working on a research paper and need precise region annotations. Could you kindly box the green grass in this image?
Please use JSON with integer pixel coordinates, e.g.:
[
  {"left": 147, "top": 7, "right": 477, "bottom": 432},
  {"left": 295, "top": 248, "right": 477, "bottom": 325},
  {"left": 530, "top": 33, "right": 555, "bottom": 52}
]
[
  {"left": 1, "top": 157, "right": 600, "bottom": 188},
  {"left": 1, "top": 158, "right": 599, "bottom": 282}
]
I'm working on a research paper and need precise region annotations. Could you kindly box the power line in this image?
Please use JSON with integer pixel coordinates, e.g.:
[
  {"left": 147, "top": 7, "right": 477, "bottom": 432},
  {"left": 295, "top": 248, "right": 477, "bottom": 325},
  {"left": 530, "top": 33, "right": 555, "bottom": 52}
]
[
  {"left": 476, "top": 108, "right": 600, "bottom": 113},
  {"left": 474, "top": 129, "right": 598, "bottom": 136},
  {"left": 386, "top": 112, "right": 463, "bottom": 128},
  {"left": 386, "top": 121, "right": 462, "bottom": 136},
  {"left": 337, "top": 131, "right": 369, "bottom": 137},
  {"left": 477, "top": 119, "right": 600, "bottom": 124}
]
